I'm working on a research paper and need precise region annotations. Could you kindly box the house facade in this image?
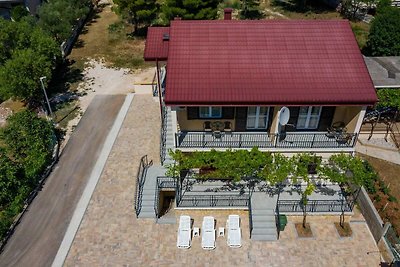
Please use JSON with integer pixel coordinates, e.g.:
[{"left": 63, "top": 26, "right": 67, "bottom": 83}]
[{"left": 144, "top": 11, "right": 377, "bottom": 155}]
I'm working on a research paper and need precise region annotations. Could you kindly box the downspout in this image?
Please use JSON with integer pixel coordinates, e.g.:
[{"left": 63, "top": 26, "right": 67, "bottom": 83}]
[{"left": 156, "top": 59, "right": 163, "bottom": 118}]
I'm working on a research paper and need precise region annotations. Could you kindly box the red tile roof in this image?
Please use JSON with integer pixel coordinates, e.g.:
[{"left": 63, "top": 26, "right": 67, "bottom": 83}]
[
  {"left": 145, "top": 20, "right": 377, "bottom": 106},
  {"left": 144, "top": 27, "right": 169, "bottom": 61}
]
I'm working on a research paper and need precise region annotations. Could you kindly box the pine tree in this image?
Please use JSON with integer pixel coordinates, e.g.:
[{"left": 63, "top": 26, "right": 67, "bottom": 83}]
[
  {"left": 114, "top": 0, "right": 157, "bottom": 32},
  {"left": 162, "top": 0, "right": 220, "bottom": 24},
  {"left": 240, "top": 0, "right": 263, "bottom": 20}
]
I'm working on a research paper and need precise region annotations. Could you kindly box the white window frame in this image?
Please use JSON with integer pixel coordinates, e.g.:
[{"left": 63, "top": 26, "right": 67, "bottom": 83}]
[
  {"left": 199, "top": 107, "right": 222, "bottom": 118},
  {"left": 296, "top": 106, "right": 322, "bottom": 130},
  {"left": 246, "top": 106, "right": 270, "bottom": 129}
]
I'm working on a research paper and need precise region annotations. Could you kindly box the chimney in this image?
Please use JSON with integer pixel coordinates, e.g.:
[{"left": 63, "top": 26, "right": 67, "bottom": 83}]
[{"left": 224, "top": 8, "right": 233, "bottom": 20}]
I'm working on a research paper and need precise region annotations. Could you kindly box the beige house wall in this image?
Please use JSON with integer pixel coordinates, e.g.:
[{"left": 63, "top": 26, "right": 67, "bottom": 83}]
[
  {"left": 177, "top": 109, "right": 236, "bottom": 131},
  {"left": 177, "top": 106, "right": 364, "bottom": 133},
  {"left": 332, "top": 106, "right": 363, "bottom": 133}
]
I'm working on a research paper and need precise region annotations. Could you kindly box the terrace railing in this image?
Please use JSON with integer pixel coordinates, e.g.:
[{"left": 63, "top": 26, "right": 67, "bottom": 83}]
[
  {"left": 277, "top": 199, "right": 354, "bottom": 213},
  {"left": 177, "top": 194, "right": 249, "bottom": 208},
  {"left": 175, "top": 132, "right": 357, "bottom": 149},
  {"left": 160, "top": 102, "right": 167, "bottom": 165},
  {"left": 134, "top": 155, "right": 153, "bottom": 217}
]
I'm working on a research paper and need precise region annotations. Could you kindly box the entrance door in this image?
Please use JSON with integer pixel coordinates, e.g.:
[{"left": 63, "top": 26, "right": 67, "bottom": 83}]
[{"left": 246, "top": 107, "right": 270, "bottom": 129}]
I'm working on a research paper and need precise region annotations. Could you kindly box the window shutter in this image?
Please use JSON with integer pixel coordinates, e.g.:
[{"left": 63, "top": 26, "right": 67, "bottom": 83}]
[
  {"left": 235, "top": 107, "right": 247, "bottom": 131},
  {"left": 317, "top": 107, "right": 335, "bottom": 131},
  {"left": 222, "top": 107, "right": 235, "bottom": 119},
  {"left": 187, "top": 107, "right": 199, "bottom": 120}
]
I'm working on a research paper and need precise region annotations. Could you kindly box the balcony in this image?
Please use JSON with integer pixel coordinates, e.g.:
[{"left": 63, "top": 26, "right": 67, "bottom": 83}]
[{"left": 174, "top": 131, "right": 357, "bottom": 150}]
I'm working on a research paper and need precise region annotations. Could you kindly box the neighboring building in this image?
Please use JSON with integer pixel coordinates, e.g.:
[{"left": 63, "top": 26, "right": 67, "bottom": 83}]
[
  {"left": 0, "top": 0, "right": 42, "bottom": 19},
  {"left": 144, "top": 11, "right": 377, "bottom": 157},
  {"left": 364, "top": 56, "right": 400, "bottom": 89}
]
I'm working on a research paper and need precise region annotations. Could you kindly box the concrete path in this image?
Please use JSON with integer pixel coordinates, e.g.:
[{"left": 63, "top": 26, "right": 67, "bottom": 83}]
[{"left": 0, "top": 95, "right": 125, "bottom": 267}]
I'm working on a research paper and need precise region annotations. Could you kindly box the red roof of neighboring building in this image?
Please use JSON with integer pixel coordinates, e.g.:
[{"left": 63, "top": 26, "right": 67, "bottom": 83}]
[
  {"left": 144, "top": 27, "right": 169, "bottom": 61},
  {"left": 145, "top": 20, "right": 377, "bottom": 106}
]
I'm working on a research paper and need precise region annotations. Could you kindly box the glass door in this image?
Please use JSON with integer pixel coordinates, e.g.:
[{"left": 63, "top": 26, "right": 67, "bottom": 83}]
[
  {"left": 297, "top": 106, "right": 322, "bottom": 129},
  {"left": 246, "top": 107, "right": 270, "bottom": 129}
]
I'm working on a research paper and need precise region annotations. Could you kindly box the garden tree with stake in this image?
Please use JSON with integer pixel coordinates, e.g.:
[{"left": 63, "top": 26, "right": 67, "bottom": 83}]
[
  {"left": 161, "top": 0, "right": 220, "bottom": 24},
  {"left": 240, "top": 0, "right": 264, "bottom": 19},
  {"left": 113, "top": 0, "right": 157, "bottom": 33},
  {"left": 321, "top": 154, "right": 375, "bottom": 227},
  {"left": 292, "top": 153, "right": 318, "bottom": 228}
]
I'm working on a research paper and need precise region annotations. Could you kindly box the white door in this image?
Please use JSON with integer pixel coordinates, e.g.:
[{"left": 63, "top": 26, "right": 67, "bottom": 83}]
[
  {"left": 246, "top": 107, "right": 270, "bottom": 129},
  {"left": 297, "top": 106, "right": 322, "bottom": 129}
]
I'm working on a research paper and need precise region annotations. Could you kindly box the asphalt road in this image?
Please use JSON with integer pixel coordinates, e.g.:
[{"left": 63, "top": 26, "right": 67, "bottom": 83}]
[{"left": 0, "top": 95, "right": 125, "bottom": 267}]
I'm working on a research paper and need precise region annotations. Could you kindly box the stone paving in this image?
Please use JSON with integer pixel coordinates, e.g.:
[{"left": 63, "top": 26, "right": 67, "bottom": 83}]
[{"left": 65, "top": 94, "right": 381, "bottom": 266}]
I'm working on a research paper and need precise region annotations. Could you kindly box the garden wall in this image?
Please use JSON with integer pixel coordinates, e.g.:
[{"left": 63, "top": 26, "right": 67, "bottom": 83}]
[{"left": 357, "top": 186, "right": 384, "bottom": 242}]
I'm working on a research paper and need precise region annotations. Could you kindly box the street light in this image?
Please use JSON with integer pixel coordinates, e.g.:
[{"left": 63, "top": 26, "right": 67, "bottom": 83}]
[{"left": 39, "top": 76, "right": 53, "bottom": 118}]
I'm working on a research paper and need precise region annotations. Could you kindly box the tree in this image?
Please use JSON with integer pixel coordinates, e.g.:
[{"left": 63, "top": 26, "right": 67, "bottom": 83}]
[
  {"left": 1, "top": 110, "right": 55, "bottom": 180},
  {"left": 162, "top": 0, "right": 220, "bottom": 24},
  {"left": 0, "top": 18, "right": 59, "bottom": 65},
  {"left": 0, "top": 49, "right": 52, "bottom": 103},
  {"left": 10, "top": 5, "right": 30, "bottom": 22},
  {"left": 0, "top": 148, "right": 21, "bottom": 206},
  {"left": 38, "top": 0, "right": 89, "bottom": 43},
  {"left": 114, "top": 0, "right": 157, "bottom": 33},
  {"left": 365, "top": 6, "right": 400, "bottom": 56},
  {"left": 240, "top": 0, "right": 263, "bottom": 19}
]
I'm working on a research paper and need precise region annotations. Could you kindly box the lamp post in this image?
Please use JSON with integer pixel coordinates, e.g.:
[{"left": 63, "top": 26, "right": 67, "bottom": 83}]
[{"left": 39, "top": 76, "right": 53, "bottom": 118}]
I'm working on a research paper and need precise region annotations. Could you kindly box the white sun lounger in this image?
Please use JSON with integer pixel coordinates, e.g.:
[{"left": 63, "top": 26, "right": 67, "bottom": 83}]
[
  {"left": 227, "top": 215, "right": 241, "bottom": 248},
  {"left": 201, "top": 216, "right": 216, "bottom": 250},
  {"left": 177, "top": 215, "right": 192, "bottom": 249}
]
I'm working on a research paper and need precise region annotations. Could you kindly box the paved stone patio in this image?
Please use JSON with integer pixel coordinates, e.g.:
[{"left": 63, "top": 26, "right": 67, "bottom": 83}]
[{"left": 65, "top": 94, "right": 381, "bottom": 266}]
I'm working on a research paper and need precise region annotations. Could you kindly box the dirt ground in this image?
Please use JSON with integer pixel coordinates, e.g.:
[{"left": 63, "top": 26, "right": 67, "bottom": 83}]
[{"left": 359, "top": 154, "right": 400, "bottom": 236}]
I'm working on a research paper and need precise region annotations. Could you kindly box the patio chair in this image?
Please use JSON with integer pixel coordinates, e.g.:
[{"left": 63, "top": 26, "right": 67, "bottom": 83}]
[
  {"left": 223, "top": 121, "right": 232, "bottom": 133},
  {"left": 177, "top": 215, "right": 192, "bottom": 249},
  {"left": 204, "top": 121, "right": 212, "bottom": 132},
  {"left": 201, "top": 216, "right": 216, "bottom": 250},
  {"left": 227, "top": 215, "right": 241, "bottom": 248}
]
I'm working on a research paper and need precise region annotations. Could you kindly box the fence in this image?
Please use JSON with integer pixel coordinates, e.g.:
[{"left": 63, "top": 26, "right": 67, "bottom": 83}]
[
  {"left": 175, "top": 132, "right": 357, "bottom": 149},
  {"left": 134, "top": 155, "right": 153, "bottom": 217},
  {"left": 154, "top": 176, "right": 176, "bottom": 218},
  {"left": 177, "top": 194, "right": 249, "bottom": 208},
  {"left": 160, "top": 102, "right": 167, "bottom": 165},
  {"left": 277, "top": 199, "right": 354, "bottom": 213}
]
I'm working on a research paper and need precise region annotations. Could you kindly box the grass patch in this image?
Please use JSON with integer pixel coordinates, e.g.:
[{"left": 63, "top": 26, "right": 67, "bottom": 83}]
[
  {"left": 0, "top": 99, "right": 25, "bottom": 113},
  {"left": 269, "top": 0, "right": 340, "bottom": 19},
  {"left": 351, "top": 21, "right": 370, "bottom": 50},
  {"left": 69, "top": 3, "right": 151, "bottom": 70},
  {"left": 54, "top": 100, "right": 80, "bottom": 129},
  {"left": 295, "top": 223, "right": 313, "bottom": 238},
  {"left": 334, "top": 222, "right": 353, "bottom": 237}
]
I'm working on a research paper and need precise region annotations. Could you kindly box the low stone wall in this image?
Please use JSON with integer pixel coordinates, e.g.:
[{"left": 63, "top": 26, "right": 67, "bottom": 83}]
[{"left": 356, "top": 186, "right": 384, "bottom": 242}]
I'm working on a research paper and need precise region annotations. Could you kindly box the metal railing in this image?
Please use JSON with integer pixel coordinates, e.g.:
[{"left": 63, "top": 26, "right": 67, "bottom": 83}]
[
  {"left": 384, "top": 225, "right": 400, "bottom": 261},
  {"left": 160, "top": 102, "right": 167, "bottom": 165},
  {"left": 277, "top": 199, "right": 354, "bottom": 213},
  {"left": 154, "top": 176, "right": 177, "bottom": 218},
  {"left": 175, "top": 132, "right": 357, "bottom": 149},
  {"left": 177, "top": 194, "right": 249, "bottom": 208},
  {"left": 134, "top": 155, "right": 153, "bottom": 217},
  {"left": 248, "top": 197, "right": 253, "bottom": 238}
]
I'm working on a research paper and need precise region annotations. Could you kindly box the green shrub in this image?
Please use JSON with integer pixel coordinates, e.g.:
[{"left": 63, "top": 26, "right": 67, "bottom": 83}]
[{"left": 388, "top": 195, "right": 398, "bottom": 202}]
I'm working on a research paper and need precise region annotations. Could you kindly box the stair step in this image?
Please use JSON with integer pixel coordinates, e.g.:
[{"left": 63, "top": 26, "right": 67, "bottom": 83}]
[
  {"left": 157, "top": 217, "right": 176, "bottom": 225},
  {"left": 142, "top": 195, "right": 155, "bottom": 201},
  {"left": 251, "top": 234, "right": 277, "bottom": 241},
  {"left": 252, "top": 215, "right": 276, "bottom": 223},
  {"left": 251, "top": 228, "right": 277, "bottom": 236},
  {"left": 141, "top": 200, "right": 154, "bottom": 206},
  {"left": 138, "top": 211, "right": 155, "bottom": 218}
]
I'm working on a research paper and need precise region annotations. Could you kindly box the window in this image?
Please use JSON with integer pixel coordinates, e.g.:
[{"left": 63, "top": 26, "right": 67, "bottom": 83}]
[
  {"left": 246, "top": 107, "right": 270, "bottom": 129},
  {"left": 199, "top": 107, "right": 222, "bottom": 118},
  {"left": 297, "top": 106, "right": 322, "bottom": 129}
]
